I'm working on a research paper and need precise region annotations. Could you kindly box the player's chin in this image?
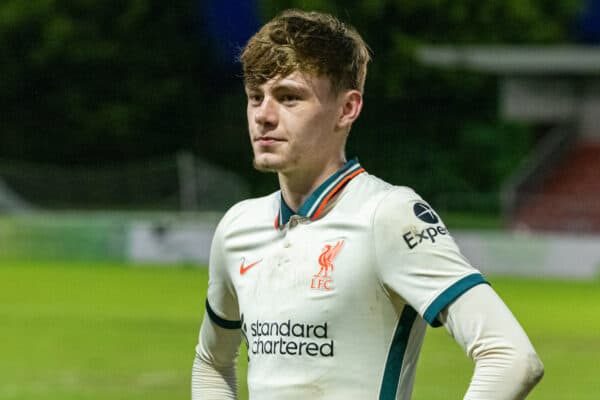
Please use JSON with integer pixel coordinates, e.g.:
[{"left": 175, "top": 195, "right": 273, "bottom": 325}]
[{"left": 253, "top": 154, "right": 285, "bottom": 173}]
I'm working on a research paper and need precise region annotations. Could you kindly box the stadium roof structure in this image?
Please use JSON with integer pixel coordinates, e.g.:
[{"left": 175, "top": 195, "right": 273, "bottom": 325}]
[
  {"left": 417, "top": 45, "right": 600, "bottom": 75},
  {"left": 417, "top": 45, "right": 600, "bottom": 137},
  {"left": 419, "top": 45, "right": 600, "bottom": 233}
]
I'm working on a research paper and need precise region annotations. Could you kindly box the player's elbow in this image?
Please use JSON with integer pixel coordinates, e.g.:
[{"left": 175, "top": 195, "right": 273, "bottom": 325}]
[
  {"left": 525, "top": 352, "right": 544, "bottom": 387},
  {"left": 512, "top": 351, "right": 544, "bottom": 396}
]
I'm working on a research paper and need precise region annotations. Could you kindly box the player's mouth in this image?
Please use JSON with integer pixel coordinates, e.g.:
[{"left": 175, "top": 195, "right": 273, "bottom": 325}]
[{"left": 255, "top": 136, "right": 285, "bottom": 146}]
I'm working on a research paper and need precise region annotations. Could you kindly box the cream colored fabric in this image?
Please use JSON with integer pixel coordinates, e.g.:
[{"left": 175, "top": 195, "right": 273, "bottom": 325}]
[{"left": 441, "top": 284, "right": 544, "bottom": 399}]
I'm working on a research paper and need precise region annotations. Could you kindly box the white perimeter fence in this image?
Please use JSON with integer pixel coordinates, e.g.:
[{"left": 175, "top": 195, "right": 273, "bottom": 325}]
[{"left": 3, "top": 212, "right": 597, "bottom": 280}]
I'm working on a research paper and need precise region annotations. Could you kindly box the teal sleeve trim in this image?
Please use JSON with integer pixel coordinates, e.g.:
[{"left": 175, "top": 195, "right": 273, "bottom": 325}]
[
  {"left": 205, "top": 299, "right": 241, "bottom": 330},
  {"left": 424, "top": 273, "right": 489, "bottom": 328}
]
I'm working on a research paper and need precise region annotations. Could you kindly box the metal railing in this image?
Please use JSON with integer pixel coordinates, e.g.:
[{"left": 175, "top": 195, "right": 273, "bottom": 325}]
[{"left": 500, "top": 123, "right": 578, "bottom": 223}]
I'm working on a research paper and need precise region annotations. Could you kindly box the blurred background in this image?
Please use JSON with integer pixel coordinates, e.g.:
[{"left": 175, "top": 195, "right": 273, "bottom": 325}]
[{"left": 1, "top": 0, "right": 599, "bottom": 399}]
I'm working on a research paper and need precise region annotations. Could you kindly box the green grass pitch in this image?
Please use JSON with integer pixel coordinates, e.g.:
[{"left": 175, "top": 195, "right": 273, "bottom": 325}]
[{"left": 1, "top": 261, "right": 598, "bottom": 399}]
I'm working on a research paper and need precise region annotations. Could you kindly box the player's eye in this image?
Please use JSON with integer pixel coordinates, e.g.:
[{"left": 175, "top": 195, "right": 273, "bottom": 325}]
[
  {"left": 247, "top": 93, "right": 263, "bottom": 105},
  {"left": 281, "top": 94, "right": 300, "bottom": 104}
]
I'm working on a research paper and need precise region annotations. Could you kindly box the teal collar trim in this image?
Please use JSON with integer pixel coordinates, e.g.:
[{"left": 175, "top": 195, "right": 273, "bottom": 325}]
[{"left": 275, "top": 158, "right": 365, "bottom": 228}]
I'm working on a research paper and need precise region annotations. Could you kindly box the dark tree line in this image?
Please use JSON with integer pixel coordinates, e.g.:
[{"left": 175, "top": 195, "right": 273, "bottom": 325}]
[{"left": 0, "top": 0, "right": 582, "bottom": 207}]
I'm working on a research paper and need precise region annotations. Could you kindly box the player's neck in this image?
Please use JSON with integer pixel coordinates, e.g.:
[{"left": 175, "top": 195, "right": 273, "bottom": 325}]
[{"left": 278, "top": 158, "right": 346, "bottom": 212}]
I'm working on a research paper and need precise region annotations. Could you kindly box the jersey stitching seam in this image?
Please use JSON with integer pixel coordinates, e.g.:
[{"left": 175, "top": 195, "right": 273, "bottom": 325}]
[{"left": 370, "top": 186, "right": 403, "bottom": 301}]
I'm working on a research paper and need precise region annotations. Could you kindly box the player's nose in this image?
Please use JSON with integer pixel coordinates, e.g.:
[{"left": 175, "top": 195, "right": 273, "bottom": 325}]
[{"left": 254, "top": 97, "right": 278, "bottom": 127}]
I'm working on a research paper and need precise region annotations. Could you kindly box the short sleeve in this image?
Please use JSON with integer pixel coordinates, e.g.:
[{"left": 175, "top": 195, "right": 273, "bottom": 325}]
[
  {"left": 372, "top": 188, "right": 488, "bottom": 327},
  {"left": 205, "top": 219, "right": 241, "bottom": 329}
]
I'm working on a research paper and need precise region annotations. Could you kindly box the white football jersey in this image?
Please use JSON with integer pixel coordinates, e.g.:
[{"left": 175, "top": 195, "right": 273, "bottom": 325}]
[{"left": 202, "top": 159, "right": 487, "bottom": 399}]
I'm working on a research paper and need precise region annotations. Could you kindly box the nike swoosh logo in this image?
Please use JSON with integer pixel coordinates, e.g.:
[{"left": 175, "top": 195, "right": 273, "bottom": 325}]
[{"left": 240, "top": 258, "right": 262, "bottom": 275}]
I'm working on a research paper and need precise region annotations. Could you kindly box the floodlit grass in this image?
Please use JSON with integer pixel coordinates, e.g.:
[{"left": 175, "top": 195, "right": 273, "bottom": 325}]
[
  {"left": 1, "top": 262, "right": 204, "bottom": 400},
  {"left": 1, "top": 262, "right": 598, "bottom": 399}
]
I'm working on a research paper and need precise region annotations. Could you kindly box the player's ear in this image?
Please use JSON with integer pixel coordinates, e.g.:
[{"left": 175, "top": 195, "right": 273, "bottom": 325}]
[{"left": 336, "top": 90, "right": 363, "bottom": 130}]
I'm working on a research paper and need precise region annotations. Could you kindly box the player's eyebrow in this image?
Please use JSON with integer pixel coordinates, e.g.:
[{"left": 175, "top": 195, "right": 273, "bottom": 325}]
[
  {"left": 272, "top": 79, "right": 305, "bottom": 89},
  {"left": 244, "top": 85, "right": 262, "bottom": 94},
  {"left": 270, "top": 81, "right": 312, "bottom": 98},
  {"left": 245, "top": 77, "right": 313, "bottom": 98}
]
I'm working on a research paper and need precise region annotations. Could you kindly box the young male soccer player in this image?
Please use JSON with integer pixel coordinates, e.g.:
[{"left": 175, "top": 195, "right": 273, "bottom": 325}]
[{"left": 192, "top": 9, "right": 544, "bottom": 399}]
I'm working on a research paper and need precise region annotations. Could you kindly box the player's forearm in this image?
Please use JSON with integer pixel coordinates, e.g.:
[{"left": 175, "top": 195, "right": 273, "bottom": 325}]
[
  {"left": 192, "top": 311, "right": 242, "bottom": 399},
  {"left": 191, "top": 354, "right": 237, "bottom": 400},
  {"left": 441, "top": 284, "right": 544, "bottom": 399}
]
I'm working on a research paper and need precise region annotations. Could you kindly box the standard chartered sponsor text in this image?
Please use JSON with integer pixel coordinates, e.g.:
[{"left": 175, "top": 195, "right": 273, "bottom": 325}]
[{"left": 247, "top": 319, "right": 334, "bottom": 357}]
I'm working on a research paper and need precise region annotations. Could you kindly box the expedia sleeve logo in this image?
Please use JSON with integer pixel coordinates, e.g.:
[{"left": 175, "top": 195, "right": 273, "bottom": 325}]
[
  {"left": 413, "top": 202, "right": 439, "bottom": 224},
  {"left": 403, "top": 202, "right": 448, "bottom": 249}
]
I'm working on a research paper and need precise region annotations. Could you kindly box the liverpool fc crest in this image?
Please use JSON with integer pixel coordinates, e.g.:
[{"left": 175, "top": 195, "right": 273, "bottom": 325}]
[{"left": 311, "top": 240, "right": 344, "bottom": 291}]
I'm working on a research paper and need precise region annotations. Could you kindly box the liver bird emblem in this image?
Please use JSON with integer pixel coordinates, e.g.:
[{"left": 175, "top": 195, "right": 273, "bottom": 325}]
[{"left": 314, "top": 240, "right": 344, "bottom": 278}]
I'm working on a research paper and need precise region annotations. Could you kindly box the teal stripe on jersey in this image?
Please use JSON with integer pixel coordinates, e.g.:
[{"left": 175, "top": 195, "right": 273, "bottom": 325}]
[
  {"left": 205, "top": 299, "right": 241, "bottom": 330},
  {"left": 303, "top": 159, "right": 362, "bottom": 217},
  {"left": 379, "top": 306, "right": 418, "bottom": 400},
  {"left": 424, "top": 273, "right": 489, "bottom": 327}
]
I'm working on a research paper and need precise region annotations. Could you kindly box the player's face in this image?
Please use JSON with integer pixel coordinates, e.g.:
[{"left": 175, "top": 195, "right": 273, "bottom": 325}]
[{"left": 245, "top": 71, "right": 345, "bottom": 175}]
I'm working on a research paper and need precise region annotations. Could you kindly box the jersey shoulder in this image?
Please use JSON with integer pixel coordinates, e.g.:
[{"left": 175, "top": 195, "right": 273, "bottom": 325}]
[
  {"left": 215, "top": 191, "right": 279, "bottom": 235},
  {"left": 338, "top": 172, "right": 395, "bottom": 211},
  {"left": 355, "top": 173, "right": 420, "bottom": 201},
  {"left": 343, "top": 173, "right": 434, "bottom": 226},
  {"left": 353, "top": 173, "right": 427, "bottom": 221},
  {"left": 373, "top": 182, "right": 434, "bottom": 223}
]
